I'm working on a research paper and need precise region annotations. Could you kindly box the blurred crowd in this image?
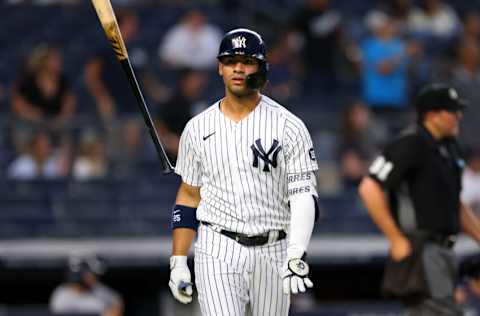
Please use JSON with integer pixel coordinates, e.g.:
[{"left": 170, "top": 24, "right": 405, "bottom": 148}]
[{"left": 1, "top": 0, "right": 480, "bottom": 215}]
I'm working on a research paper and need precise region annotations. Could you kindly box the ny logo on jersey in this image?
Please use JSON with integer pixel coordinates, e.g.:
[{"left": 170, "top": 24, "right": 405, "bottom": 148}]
[
  {"left": 251, "top": 139, "right": 282, "bottom": 172},
  {"left": 232, "top": 36, "right": 247, "bottom": 49}
]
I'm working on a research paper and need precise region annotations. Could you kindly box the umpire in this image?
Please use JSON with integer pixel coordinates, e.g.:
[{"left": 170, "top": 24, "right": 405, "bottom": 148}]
[{"left": 358, "top": 83, "right": 480, "bottom": 315}]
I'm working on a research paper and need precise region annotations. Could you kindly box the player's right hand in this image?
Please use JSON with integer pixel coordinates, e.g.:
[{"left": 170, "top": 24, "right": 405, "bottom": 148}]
[
  {"left": 390, "top": 236, "right": 412, "bottom": 262},
  {"left": 169, "top": 255, "right": 193, "bottom": 304},
  {"left": 282, "top": 253, "right": 314, "bottom": 295}
]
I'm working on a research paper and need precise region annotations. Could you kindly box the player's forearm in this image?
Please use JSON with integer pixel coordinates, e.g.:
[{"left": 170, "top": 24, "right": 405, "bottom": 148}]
[
  {"left": 172, "top": 228, "right": 196, "bottom": 256},
  {"left": 86, "top": 81, "right": 115, "bottom": 121},
  {"left": 103, "top": 302, "right": 123, "bottom": 316},
  {"left": 460, "top": 202, "right": 480, "bottom": 243},
  {"left": 12, "top": 95, "right": 43, "bottom": 121},
  {"left": 58, "top": 93, "right": 76, "bottom": 121},
  {"left": 358, "top": 177, "right": 405, "bottom": 242},
  {"left": 84, "top": 61, "right": 115, "bottom": 111}
]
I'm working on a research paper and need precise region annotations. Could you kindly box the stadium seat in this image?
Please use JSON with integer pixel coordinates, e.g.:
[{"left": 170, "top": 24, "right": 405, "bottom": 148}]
[{"left": 53, "top": 199, "right": 116, "bottom": 220}]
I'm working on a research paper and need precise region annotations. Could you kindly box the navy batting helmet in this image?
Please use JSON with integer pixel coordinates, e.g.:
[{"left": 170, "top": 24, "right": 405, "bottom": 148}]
[{"left": 217, "top": 28, "right": 268, "bottom": 89}]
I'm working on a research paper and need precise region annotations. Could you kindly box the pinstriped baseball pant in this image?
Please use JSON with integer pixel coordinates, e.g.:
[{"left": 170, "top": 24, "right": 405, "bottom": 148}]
[{"left": 194, "top": 224, "right": 290, "bottom": 316}]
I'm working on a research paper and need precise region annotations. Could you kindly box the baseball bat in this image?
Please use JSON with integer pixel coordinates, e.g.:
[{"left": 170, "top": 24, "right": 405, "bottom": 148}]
[{"left": 90, "top": 0, "right": 174, "bottom": 174}]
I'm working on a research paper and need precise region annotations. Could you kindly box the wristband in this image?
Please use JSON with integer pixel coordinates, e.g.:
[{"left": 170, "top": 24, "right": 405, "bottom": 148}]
[{"left": 171, "top": 205, "right": 199, "bottom": 230}]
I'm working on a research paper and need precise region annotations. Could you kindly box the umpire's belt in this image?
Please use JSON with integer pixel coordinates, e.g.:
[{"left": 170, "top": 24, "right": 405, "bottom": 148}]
[
  {"left": 201, "top": 221, "right": 286, "bottom": 247},
  {"left": 427, "top": 233, "right": 457, "bottom": 249},
  {"left": 414, "top": 231, "right": 457, "bottom": 249}
]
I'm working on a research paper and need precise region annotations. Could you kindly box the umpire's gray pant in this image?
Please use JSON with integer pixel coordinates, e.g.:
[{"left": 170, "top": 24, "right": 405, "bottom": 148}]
[{"left": 406, "top": 243, "right": 463, "bottom": 316}]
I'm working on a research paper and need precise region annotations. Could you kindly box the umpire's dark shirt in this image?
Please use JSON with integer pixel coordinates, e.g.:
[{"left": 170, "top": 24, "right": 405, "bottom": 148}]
[{"left": 368, "top": 125, "right": 464, "bottom": 235}]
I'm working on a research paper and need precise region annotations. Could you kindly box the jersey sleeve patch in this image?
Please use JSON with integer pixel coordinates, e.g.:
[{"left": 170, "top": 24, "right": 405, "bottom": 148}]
[{"left": 368, "top": 135, "right": 422, "bottom": 189}]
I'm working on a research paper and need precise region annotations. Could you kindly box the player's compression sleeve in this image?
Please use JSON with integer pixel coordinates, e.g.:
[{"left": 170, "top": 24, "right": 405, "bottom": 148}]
[
  {"left": 288, "top": 190, "right": 316, "bottom": 257},
  {"left": 287, "top": 171, "right": 318, "bottom": 256},
  {"left": 175, "top": 121, "right": 203, "bottom": 186},
  {"left": 284, "top": 118, "right": 318, "bottom": 174}
]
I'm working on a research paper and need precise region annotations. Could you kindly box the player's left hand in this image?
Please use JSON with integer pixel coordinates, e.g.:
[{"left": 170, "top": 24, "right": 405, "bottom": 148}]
[
  {"left": 169, "top": 256, "right": 193, "bottom": 304},
  {"left": 282, "top": 253, "right": 313, "bottom": 295}
]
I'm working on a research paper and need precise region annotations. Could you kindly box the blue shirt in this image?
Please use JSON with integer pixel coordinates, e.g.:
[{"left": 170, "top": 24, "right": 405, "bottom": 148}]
[{"left": 361, "top": 37, "right": 408, "bottom": 108}]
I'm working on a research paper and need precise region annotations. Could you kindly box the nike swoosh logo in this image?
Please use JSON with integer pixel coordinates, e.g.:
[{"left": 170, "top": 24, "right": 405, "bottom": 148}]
[
  {"left": 173, "top": 209, "right": 180, "bottom": 214},
  {"left": 203, "top": 132, "right": 216, "bottom": 141}
]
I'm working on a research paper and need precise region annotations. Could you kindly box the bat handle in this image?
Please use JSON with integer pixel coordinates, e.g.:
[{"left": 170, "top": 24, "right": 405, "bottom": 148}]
[
  {"left": 147, "top": 124, "right": 175, "bottom": 174},
  {"left": 119, "top": 59, "right": 174, "bottom": 174},
  {"left": 179, "top": 281, "right": 193, "bottom": 293}
]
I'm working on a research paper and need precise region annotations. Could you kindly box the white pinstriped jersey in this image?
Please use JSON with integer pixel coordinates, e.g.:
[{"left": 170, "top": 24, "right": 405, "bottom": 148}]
[{"left": 175, "top": 95, "right": 318, "bottom": 235}]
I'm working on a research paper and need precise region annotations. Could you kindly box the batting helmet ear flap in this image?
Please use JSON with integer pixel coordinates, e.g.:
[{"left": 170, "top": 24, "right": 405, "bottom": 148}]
[{"left": 246, "top": 61, "right": 268, "bottom": 90}]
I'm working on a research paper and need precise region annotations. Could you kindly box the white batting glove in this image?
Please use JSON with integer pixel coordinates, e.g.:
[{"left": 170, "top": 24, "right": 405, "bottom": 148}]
[
  {"left": 282, "top": 250, "right": 313, "bottom": 295},
  {"left": 169, "top": 256, "right": 193, "bottom": 304}
]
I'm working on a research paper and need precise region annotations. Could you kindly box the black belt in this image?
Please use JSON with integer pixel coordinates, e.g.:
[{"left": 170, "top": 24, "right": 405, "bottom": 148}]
[
  {"left": 413, "top": 231, "right": 457, "bottom": 249},
  {"left": 427, "top": 234, "right": 457, "bottom": 249},
  {"left": 201, "top": 222, "right": 286, "bottom": 247}
]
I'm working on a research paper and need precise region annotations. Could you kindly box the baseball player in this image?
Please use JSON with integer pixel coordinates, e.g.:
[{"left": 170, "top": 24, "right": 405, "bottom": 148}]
[
  {"left": 50, "top": 252, "right": 123, "bottom": 316},
  {"left": 168, "top": 28, "right": 319, "bottom": 316}
]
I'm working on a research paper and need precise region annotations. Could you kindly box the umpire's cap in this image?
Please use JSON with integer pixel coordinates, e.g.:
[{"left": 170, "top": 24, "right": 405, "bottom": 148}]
[{"left": 415, "top": 83, "right": 468, "bottom": 115}]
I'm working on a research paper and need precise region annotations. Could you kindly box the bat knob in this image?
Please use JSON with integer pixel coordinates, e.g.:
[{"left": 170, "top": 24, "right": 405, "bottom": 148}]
[{"left": 178, "top": 281, "right": 193, "bottom": 294}]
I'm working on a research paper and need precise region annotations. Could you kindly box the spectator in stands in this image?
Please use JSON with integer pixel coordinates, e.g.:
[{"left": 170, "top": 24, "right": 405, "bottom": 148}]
[
  {"left": 0, "top": 83, "right": 6, "bottom": 109},
  {"left": 72, "top": 129, "right": 108, "bottom": 181},
  {"left": 359, "top": 10, "right": 420, "bottom": 133},
  {"left": 461, "top": 148, "right": 480, "bottom": 216},
  {"left": 11, "top": 43, "right": 76, "bottom": 130},
  {"left": 263, "top": 34, "right": 302, "bottom": 103},
  {"left": 361, "top": 10, "right": 407, "bottom": 109},
  {"left": 456, "top": 255, "right": 480, "bottom": 314},
  {"left": 158, "top": 9, "right": 223, "bottom": 71},
  {"left": 462, "top": 11, "right": 480, "bottom": 44},
  {"left": 337, "top": 101, "right": 379, "bottom": 190},
  {"left": 290, "top": 0, "right": 345, "bottom": 91},
  {"left": 451, "top": 39, "right": 480, "bottom": 148},
  {"left": 443, "top": 11, "right": 480, "bottom": 77},
  {"left": 84, "top": 9, "right": 164, "bottom": 177},
  {"left": 407, "top": 0, "right": 460, "bottom": 39},
  {"left": 6, "top": 0, "right": 80, "bottom": 4},
  {"left": 85, "top": 9, "right": 148, "bottom": 123},
  {"left": 451, "top": 39, "right": 480, "bottom": 150},
  {"left": 155, "top": 68, "right": 207, "bottom": 160},
  {"left": 108, "top": 118, "right": 156, "bottom": 178},
  {"left": 50, "top": 252, "right": 123, "bottom": 316},
  {"left": 6, "top": 129, "right": 70, "bottom": 179},
  {"left": 385, "top": 0, "right": 415, "bottom": 36}
]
